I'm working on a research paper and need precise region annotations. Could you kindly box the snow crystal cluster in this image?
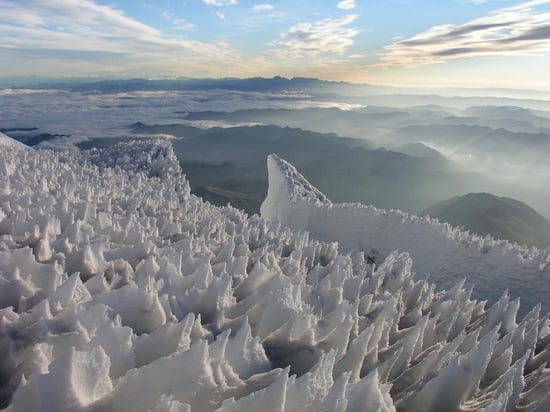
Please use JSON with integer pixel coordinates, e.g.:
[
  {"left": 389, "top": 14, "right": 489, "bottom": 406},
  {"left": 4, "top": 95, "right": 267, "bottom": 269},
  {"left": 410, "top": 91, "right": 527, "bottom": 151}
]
[
  {"left": 261, "top": 154, "right": 550, "bottom": 315},
  {"left": 0, "top": 135, "right": 549, "bottom": 411}
]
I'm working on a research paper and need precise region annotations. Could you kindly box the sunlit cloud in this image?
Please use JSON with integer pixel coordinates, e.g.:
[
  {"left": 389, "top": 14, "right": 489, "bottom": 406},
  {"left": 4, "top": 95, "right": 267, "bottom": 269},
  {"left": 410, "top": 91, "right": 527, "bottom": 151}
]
[
  {"left": 378, "top": 0, "right": 550, "bottom": 68},
  {"left": 337, "top": 0, "right": 356, "bottom": 10},
  {"left": 0, "top": 0, "right": 263, "bottom": 77},
  {"left": 202, "top": 0, "right": 238, "bottom": 6},
  {"left": 253, "top": 4, "right": 274, "bottom": 12},
  {"left": 0, "top": 0, "right": 158, "bottom": 36},
  {"left": 275, "top": 14, "right": 358, "bottom": 57}
]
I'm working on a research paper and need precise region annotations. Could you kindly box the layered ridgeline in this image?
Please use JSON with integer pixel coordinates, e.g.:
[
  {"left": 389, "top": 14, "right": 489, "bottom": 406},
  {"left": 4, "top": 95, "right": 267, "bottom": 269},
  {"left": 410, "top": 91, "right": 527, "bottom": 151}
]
[
  {"left": 261, "top": 154, "right": 550, "bottom": 316},
  {"left": 0, "top": 135, "right": 549, "bottom": 411}
]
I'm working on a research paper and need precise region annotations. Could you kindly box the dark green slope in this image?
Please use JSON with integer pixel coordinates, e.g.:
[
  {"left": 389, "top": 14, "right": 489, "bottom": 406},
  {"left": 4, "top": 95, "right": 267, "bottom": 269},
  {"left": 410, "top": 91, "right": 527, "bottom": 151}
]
[
  {"left": 126, "top": 122, "right": 493, "bottom": 214},
  {"left": 421, "top": 192, "right": 550, "bottom": 248}
]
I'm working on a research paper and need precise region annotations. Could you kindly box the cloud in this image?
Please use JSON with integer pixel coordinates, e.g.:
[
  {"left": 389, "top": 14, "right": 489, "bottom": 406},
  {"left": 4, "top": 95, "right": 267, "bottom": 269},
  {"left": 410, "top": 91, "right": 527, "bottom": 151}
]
[
  {"left": 253, "top": 4, "right": 274, "bottom": 12},
  {"left": 162, "top": 11, "right": 194, "bottom": 30},
  {"left": 275, "top": 14, "right": 358, "bottom": 57},
  {"left": 0, "top": 0, "right": 159, "bottom": 36},
  {"left": 216, "top": 11, "right": 226, "bottom": 20},
  {"left": 202, "top": 0, "right": 238, "bottom": 6},
  {"left": 337, "top": 0, "right": 356, "bottom": 10},
  {"left": 378, "top": 0, "right": 550, "bottom": 67},
  {"left": 0, "top": 0, "right": 263, "bottom": 77}
]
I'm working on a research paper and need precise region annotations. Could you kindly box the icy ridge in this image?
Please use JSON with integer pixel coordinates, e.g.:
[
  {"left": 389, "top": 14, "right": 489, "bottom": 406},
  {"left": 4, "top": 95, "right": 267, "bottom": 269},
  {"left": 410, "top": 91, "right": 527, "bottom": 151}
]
[
  {"left": 0, "top": 139, "right": 549, "bottom": 411},
  {"left": 260, "top": 154, "right": 331, "bottom": 228},
  {"left": 0, "top": 132, "right": 30, "bottom": 150},
  {"left": 261, "top": 154, "right": 550, "bottom": 315}
]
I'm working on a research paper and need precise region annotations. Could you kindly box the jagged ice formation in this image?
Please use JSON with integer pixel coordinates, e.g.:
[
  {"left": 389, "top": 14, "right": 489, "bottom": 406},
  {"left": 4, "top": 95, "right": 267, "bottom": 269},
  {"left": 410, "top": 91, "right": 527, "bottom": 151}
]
[
  {"left": 0, "top": 137, "right": 549, "bottom": 411},
  {"left": 261, "top": 154, "right": 550, "bottom": 316}
]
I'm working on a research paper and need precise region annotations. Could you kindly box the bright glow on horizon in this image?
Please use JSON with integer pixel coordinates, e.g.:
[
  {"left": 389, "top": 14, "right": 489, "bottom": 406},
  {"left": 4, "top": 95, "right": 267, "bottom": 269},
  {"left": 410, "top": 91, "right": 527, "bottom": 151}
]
[{"left": 0, "top": 0, "right": 549, "bottom": 90}]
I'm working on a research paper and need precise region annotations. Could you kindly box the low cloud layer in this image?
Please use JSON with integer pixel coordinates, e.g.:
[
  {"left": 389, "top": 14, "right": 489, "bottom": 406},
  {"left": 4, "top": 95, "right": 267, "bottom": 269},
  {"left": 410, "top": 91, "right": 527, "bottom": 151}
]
[{"left": 379, "top": 0, "right": 550, "bottom": 67}]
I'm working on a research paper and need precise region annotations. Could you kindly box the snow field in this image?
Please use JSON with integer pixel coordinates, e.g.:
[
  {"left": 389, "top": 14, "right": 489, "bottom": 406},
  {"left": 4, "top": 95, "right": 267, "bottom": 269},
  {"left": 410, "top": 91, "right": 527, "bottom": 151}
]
[{"left": 0, "top": 139, "right": 548, "bottom": 411}]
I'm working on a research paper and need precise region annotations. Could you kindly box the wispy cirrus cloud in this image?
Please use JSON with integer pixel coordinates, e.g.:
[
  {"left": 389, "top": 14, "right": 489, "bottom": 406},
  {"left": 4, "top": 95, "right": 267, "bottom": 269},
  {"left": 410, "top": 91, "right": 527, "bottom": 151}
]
[
  {"left": 337, "top": 0, "right": 356, "bottom": 10},
  {"left": 378, "top": 0, "right": 550, "bottom": 67},
  {"left": 275, "top": 14, "right": 358, "bottom": 58},
  {"left": 162, "top": 11, "right": 194, "bottom": 31},
  {"left": 253, "top": 4, "right": 274, "bottom": 12}
]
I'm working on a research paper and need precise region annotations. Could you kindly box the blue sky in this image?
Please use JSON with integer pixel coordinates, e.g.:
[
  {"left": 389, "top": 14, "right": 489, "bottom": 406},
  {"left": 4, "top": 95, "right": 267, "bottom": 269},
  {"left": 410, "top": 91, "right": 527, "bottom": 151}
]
[{"left": 0, "top": 0, "right": 549, "bottom": 89}]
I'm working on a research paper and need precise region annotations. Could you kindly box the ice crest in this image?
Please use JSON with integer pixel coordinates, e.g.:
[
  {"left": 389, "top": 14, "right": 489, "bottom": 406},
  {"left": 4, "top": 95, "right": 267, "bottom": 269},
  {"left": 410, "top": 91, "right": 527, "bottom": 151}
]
[
  {"left": 261, "top": 154, "right": 550, "bottom": 315},
  {"left": 0, "top": 132, "right": 29, "bottom": 150}
]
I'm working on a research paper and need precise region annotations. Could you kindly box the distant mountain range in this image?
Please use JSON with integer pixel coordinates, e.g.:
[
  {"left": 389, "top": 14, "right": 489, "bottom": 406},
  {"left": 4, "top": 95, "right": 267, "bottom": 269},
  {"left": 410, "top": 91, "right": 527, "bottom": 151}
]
[
  {"left": 4, "top": 76, "right": 550, "bottom": 101},
  {"left": 175, "top": 108, "right": 550, "bottom": 220},
  {"left": 75, "top": 119, "right": 550, "bottom": 247},
  {"left": 119, "top": 123, "right": 494, "bottom": 215},
  {"left": 421, "top": 192, "right": 550, "bottom": 248},
  {"left": 4, "top": 76, "right": 365, "bottom": 95}
]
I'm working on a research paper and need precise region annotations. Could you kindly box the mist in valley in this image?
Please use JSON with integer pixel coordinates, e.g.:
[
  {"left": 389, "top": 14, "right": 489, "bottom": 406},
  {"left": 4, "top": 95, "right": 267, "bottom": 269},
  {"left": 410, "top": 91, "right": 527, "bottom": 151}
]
[{"left": 2, "top": 78, "right": 550, "bottom": 247}]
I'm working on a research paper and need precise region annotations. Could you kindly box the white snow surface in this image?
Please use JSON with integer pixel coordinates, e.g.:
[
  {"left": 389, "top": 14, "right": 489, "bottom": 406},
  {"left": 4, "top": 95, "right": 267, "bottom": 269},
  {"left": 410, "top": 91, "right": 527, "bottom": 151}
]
[
  {"left": 0, "top": 137, "right": 549, "bottom": 411},
  {"left": 261, "top": 154, "right": 550, "bottom": 316},
  {"left": 0, "top": 132, "right": 28, "bottom": 150}
]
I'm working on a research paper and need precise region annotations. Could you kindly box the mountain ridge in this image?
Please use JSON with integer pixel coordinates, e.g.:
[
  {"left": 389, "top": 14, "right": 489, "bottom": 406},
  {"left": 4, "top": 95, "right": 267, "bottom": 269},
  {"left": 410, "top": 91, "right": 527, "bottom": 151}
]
[
  {"left": 261, "top": 154, "right": 550, "bottom": 315},
  {"left": 421, "top": 192, "right": 550, "bottom": 248}
]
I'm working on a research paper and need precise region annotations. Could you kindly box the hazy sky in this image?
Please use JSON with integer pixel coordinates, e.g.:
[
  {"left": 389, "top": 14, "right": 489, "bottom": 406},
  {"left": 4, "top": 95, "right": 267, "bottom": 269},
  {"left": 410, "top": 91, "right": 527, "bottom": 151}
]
[{"left": 1, "top": 0, "right": 549, "bottom": 89}]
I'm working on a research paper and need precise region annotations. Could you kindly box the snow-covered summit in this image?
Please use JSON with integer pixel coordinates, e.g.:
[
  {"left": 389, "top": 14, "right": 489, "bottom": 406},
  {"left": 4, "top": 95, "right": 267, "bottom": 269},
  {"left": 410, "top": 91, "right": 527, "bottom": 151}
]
[
  {"left": 260, "top": 154, "right": 330, "bottom": 224},
  {"left": 261, "top": 154, "right": 550, "bottom": 315},
  {"left": 1, "top": 141, "right": 549, "bottom": 411}
]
